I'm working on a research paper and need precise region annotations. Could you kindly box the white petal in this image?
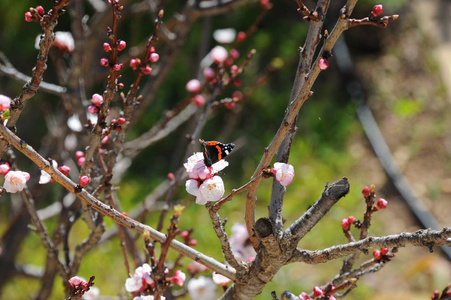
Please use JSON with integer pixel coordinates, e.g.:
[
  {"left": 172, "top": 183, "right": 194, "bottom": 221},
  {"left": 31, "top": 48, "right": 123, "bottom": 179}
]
[
  {"left": 39, "top": 170, "right": 52, "bottom": 184},
  {"left": 198, "top": 176, "right": 224, "bottom": 203},
  {"left": 184, "top": 152, "right": 204, "bottom": 172},
  {"left": 185, "top": 179, "right": 199, "bottom": 196},
  {"left": 187, "top": 276, "right": 216, "bottom": 300},
  {"left": 213, "top": 28, "right": 236, "bottom": 44},
  {"left": 211, "top": 160, "right": 229, "bottom": 173},
  {"left": 67, "top": 115, "right": 82, "bottom": 132}
]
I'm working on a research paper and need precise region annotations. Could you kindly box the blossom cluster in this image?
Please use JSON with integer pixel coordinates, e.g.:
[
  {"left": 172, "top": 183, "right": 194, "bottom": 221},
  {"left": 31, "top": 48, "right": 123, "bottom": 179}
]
[
  {"left": 0, "top": 162, "right": 30, "bottom": 193},
  {"left": 124, "top": 263, "right": 186, "bottom": 296},
  {"left": 184, "top": 152, "right": 228, "bottom": 205},
  {"left": 68, "top": 276, "right": 100, "bottom": 300}
]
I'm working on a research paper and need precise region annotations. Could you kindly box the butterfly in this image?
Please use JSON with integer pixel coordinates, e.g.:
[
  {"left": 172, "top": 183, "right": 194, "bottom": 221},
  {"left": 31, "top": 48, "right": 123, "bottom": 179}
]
[{"left": 199, "top": 139, "right": 235, "bottom": 167}]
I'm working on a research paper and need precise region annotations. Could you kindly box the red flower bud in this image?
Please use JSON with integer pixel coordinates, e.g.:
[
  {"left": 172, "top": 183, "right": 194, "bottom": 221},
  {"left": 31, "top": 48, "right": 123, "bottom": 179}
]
[
  {"left": 191, "top": 94, "right": 205, "bottom": 107},
  {"left": 141, "top": 66, "right": 152, "bottom": 74},
  {"left": 116, "top": 117, "right": 126, "bottom": 125},
  {"left": 376, "top": 198, "right": 388, "bottom": 210},
  {"left": 75, "top": 151, "right": 85, "bottom": 160},
  {"left": 100, "top": 58, "right": 109, "bottom": 66},
  {"left": 117, "top": 40, "right": 126, "bottom": 51},
  {"left": 341, "top": 218, "right": 350, "bottom": 231},
  {"left": 237, "top": 31, "right": 247, "bottom": 42},
  {"left": 318, "top": 58, "right": 329, "bottom": 70},
  {"left": 371, "top": 4, "right": 383, "bottom": 17},
  {"left": 58, "top": 165, "right": 71, "bottom": 176},
  {"left": 229, "top": 49, "right": 240, "bottom": 60},
  {"left": 373, "top": 249, "right": 382, "bottom": 260},
  {"left": 79, "top": 176, "right": 90, "bottom": 187},
  {"left": 113, "top": 63, "right": 123, "bottom": 71},
  {"left": 313, "top": 286, "right": 324, "bottom": 297},
  {"left": 362, "top": 186, "right": 371, "bottom": 198},
  {"left": 24, "top": 12, "right": 33, "bottom": 22},
  {"left": 103, "top": 43, "right": 111, "bottom": 52},
  {"left": 36, "top": 6, "right": 45, "bottom": 15},
  {"left": 380, "top": 248, "right": 389, "bottom": 255}
]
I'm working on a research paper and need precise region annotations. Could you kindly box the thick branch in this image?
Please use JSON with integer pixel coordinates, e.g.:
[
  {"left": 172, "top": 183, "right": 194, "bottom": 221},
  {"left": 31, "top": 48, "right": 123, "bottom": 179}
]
[
  {"left": 284, "top": 177, "right": 350, "bottom": 246},
  {"left": 289, "top": 228, "right": 451, "bottom": 264}
]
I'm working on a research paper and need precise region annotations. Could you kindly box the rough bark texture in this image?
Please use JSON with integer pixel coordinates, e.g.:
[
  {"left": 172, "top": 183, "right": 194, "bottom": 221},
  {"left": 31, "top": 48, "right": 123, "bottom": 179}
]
[{"left": 221, "top": 178, "right": 350, "bottom": 300}]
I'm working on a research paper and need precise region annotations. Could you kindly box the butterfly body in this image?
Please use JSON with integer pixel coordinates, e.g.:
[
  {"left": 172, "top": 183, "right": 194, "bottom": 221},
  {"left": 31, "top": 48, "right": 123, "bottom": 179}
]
[{"left": 199, "top": 139, "right": 235, "bottom": 167}]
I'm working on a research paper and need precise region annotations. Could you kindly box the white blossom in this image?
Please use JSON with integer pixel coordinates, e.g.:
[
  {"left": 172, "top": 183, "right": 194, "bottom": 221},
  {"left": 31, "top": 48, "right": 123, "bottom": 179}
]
[
  {"left": 187, "top": 276, "right": 216, "bottom": 300},
  {"left": 3, "top": 171, "right": 29, "bottom": 193},
  {"left": 272, "top": 162, "right": 295, "bottom": 186},
  {"left": 213, "top": 28, "right": 236, "bottom": 44}
]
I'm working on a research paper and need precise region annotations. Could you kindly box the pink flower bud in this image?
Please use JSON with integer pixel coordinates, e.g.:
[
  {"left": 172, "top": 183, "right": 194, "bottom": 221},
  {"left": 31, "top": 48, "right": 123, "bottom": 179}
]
[
  {"left": 25, "top": 12, "right": 33, "bottom": 22},
  {"left": 150, "top": 52, "right": 160, "bottom": 63},
  {"left": 75, "top": 151, "right": 85, "bottom": 160},
  {"left": 117, "top": 82, "right": 124, "bottom": 89},
  {"left": 150, "top": 46, "right": 155, "bottom": 53},
  {"left": 188, "top": 239, "right": 197, "bottom": 246},
  {"left": 181, "top": 230, "right": 190, "bottom": 240},
  {"left": 211, "top": 46, "right": 228, "bottom": 63},
  {"left": 318, "top": 58, "right": 329, "bottom": 70},
  {"left": 191, "top": 94, "right": 206, "bottom": 107},
  {"left": 371, "top": 4, "right": 383, "bottom": 17},
  {"left": 376, "top": 198, "right": 388, "bottom": 210},
  {"left": 141, "top": 66, "right": 152, "bottom": 74},
  {"left": 380, "top": 248, "right": 389, "bottom": 255},
  {"left": 130, "top": 58, "right": 141, "bottom": 70},
  {"left": 79, "top": 176, "right": 90, "bottom": 187},
  {"left": 116, "top": 117, "right": 126, "bottom": 125},
  {"left": 341, "top": 218, "right": 350, "bottom": 231},
  {"left": 313, "top": 286, "right": 324, "bottom": 297},
  {"left": 36, "top": 6, "right": 45, "bottom": 15},
  {"left": 91, "top": 93, "right": 104, "bottom": 106},
  {"left": 100, "top": 58, "right": 109, "bottom": 66},
  {"left": 117, "top": 40, "right": 126, "bottom": 51},
  {"left": 113, "top": 63, "right": 123, "bottom": 71},
  {"left": 229, "top": 49, "right": 240, "bottom": 60},
  {"left": 362, "top": 186, "right": 371, "bottom": 198},
  {"left": 103, "top": 43, "right": 112, "bottom": 52},
  {"left": 203, "top": 67, "right": 215, "bottom": 79},
  {"left": 88, "top": 106, "right": 98, "bottom": 114},
  {"left": 237, "top": 31, "right": 247, "bottom": 42},
  {"left": 58, "top": 165, "right": 71, "bottom": 176},
  {"left": 77, "top": 157, "right": 85, "bottom": 167},
  {"left": 230, "top": 65, "right": 239, "bottom": 74},
  {"left": 167, "top": 172, "right": 175, "bottom": 181},
  {"left": 185, "top": 79, "right": 202, "bottom": 93},
  {"left": 260, "top": 0, "right": 270, "bottom": 8},
  {"left": 0, "top": 163, "right": 10, "bottom": 175},
  {"left": 373, "top": 249, "right": 382, "bottom": 260},
  {"left": 347, "top": 215, "right": 355, "bottom": 224},
  {"left": 68, "top": 276, "right": 85, "bottom": 287}
]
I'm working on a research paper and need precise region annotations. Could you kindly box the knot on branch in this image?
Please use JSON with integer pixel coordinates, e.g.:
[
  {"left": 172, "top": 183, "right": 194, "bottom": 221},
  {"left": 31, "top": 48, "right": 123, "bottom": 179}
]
[
  {"left": 324, "top": 177, "right": 349, "bottom": 201},
  {"left": 255, "top": 218, "right": 273, "bottom": 239}
]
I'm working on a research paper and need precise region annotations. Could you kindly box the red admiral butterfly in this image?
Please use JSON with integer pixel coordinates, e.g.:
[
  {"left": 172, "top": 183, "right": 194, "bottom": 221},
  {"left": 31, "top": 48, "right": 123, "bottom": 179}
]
[{"left": 199, "top": 139, "right": 235, "bottom": 167}]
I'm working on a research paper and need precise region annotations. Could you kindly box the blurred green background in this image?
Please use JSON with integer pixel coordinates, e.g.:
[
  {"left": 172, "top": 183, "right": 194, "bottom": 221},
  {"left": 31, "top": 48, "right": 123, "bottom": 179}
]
[{"left": 1, "top": 0, "right": 450, "bottom": 299}]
